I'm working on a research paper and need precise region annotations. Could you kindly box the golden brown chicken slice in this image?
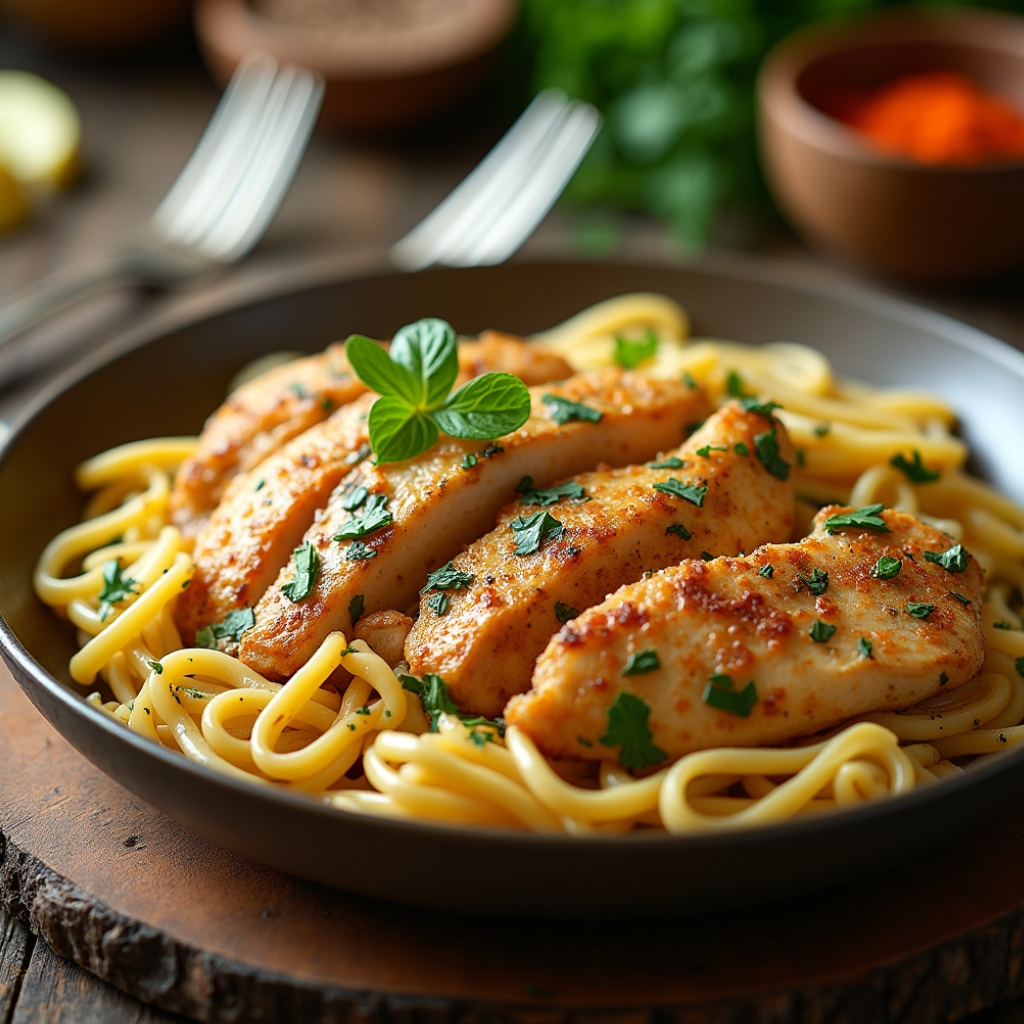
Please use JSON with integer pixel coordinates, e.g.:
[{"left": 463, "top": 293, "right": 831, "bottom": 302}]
[
  {"left": 405, "top": 401, "right": 795, "bottom": 717},
  {"left": 506, "top": 506, "right": 986, "bottom": 767},
  {"left": 170, "top": 333, "right": 572, "bottom": 538},
  {"left": 239, "top": 371, "right": 712, "bottom": 680}
]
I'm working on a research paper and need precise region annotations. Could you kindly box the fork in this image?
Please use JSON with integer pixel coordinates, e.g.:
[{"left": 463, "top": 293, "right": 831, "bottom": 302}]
[{"left": 0, "top": 54, "right": 324, "bottom": 371}]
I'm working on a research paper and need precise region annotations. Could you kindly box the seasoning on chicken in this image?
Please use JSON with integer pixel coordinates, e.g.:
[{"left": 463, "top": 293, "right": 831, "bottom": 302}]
[
  {"left": 506, "top": 506, "right": 986, "bottom": 766},
  {"left": 239, "top": 370, "right": 713, "bottom": 680},
  {"left": 406, "top": 401, "right": 795, "bottom": 718}
]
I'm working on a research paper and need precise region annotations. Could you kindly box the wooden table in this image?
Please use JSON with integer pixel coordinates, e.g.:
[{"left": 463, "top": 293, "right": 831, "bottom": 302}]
[{"left": 3, "top": 23, "right": 1024, "bottom": 1024}]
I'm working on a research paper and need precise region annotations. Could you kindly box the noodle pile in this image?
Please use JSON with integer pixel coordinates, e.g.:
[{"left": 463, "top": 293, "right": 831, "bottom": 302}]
[{"left": 32, "top": 295, "right": 1024, "bottom": 834}]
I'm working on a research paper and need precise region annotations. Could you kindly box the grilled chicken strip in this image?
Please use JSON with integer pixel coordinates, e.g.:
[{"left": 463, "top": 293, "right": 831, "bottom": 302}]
[
  {"left": 406, "top": 401, "right": 795, "bottom": 717},
  {"left": 240, "top": 370, "right": 712, "bottom": 680},
  {"left": 177, "top": 335, "right": 573, "bottom": 641},
  {"left": 170, "top": 333, "right": 572, "bottom": 538},
  {"left": 506, "top": 507, "right": 986, "bottom": 766}
]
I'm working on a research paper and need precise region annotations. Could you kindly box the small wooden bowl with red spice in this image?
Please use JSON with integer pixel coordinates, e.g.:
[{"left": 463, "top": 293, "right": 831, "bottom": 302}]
[{"left": 758, "top": 7, "right": 1024, "bottom": 283}]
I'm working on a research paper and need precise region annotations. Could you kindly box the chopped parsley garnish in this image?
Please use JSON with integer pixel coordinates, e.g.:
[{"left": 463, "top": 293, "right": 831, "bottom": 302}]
[
  {"left": 345, "top": 541, "right": 377, "bottom": 561},
  {"left": 701, "top": 551, "right": 715, "bottom": 561},
  {"left": 288, "top": 382, "right": 308, "bottom": 399},
  {"left": 797, "top": 568, "right": 829, "bottom": 595},
  {"left": 321, "top": 397, "right": 334, "bottom": 411},
  {"left": 194, "top": 607, "right": 256, "bottom": 649},
  {"left": 758, "top": 564, "right": 774, "bottom": 578},
  {"left": 870, "top": 556, "right": 902, "bottom": 580},
  {"left": 753, "top": 429, "right": 790, "bottom": 480},
  {"left": 652, "top": 477, "right": 708, "bottom": 506},
  {"left": 725, "top": 370, "right": 746, "bottom": 397},
  {"left": 98, "top": 560, "right": 138, "bottom": 620},
  {"left": 682, "top": 371, "right": 698, "bottom": 390},
  {"left": 622, "top": 649, "right": 660, "bottom": 675},
  {"left": 1016, "top": 656, "right": 1024, "bottom": 678},
  {"left": 427, "top": 592, "right": 448, "bottom": 616},
  {"left": 281, "top": 542, "right": 320, "bottom": 600},
  {"left": 148, "top": 661, "right": 163, "bottom": 674},
  {"left": 702, "top": 673, "right": 758, "bottom": 717},
  {"left": 555, "top": 602, "right": 579, "bottom": 624},
  {"left": 890, "top": 450, "right": 940, "bottom": 484},
  {"left": 422, "top": 562, "right": 474, "bottom": 592},
  {"left": 809, "top": 620, "right": 837, "bottom": 643},
  {"left": 461, "top": 453, "right": 478, "bottom": 469},
  {"left": 951, "top": 592, "right": 971, "bottom": 606},
  {"left": 577, "top": 736, "right": 593, "bottom": 747},
  {"left": 516, "top": 477, "right": 589, "bottom": 506},
  {"left": 598, "top": 692, "right": 667, "bottom": 769},
  {"left": 648, "top": 456, "right": 684, "bottom": 469},
  {"left": 733, "top": 442, "right": 748, "bottom": 456},
  {"left": 823, "top": 504, "right": 891, "bottom": 534},
  {"left": 419, "top": 673, "right": 459, "bottom": 731},
  {"left": 333, "top": 493, "right": 392, "bottom": 540},
  {"left": 696, "top": 444, "right": 728, "bottom": 458},
  {"left": 940, "top": 672, "right": 949, "bottom": 686},
  {"left": 924, "top": 543, "right": 968, "bottom": 574},
  {"left": 254, "top": 478, "right": 265, "bottom": 492},
  {"left": 994, "top": 620, "right": 1014, "bottom": 630},
  {"left": 541, "top": 394, "right": 603, "bottom": 425},
  {"left": 857, "top": 637, "right": 873, "bottom": 659},
  {"left": 340, "top": 485, "right": 368, "bottom": 511},
  {"left": 613, "top": 329, "right": 658, "bottom": 369},
  {"left": 907, "top": 602, "right": 935, "bottom": 619},
  {"left": 349, "top": 594, "right": 365, "bottom": 625},
  {"left": 738, "top": 397, "right": 781, "bottom": 419},
  {"left": 666, "top": 523, "right": 692, "bottom": 540},
  {"left": 195, "top": 626, "right": 217, "bottom": 649},
  {"left": 482, "top": 443, "right": 504, "bottom": 458},
  {"left": 510, "top": 511, "right": 564, "bottom": 555},
  {"left": 814, "top": 423, "right": 831, "bottom": 438}
]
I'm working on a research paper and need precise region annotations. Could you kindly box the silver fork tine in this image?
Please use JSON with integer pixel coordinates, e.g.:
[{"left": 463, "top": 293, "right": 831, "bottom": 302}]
[
  {"left": 197, "top": 67, "right": 322, "bottom": 261},
  {"left": 390, "top": 89, "right": 571, "bottom": 272}
]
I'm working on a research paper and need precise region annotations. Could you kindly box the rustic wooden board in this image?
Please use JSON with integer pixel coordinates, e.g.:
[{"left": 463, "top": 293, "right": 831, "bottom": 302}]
[{"left": 7, "top": 662, "right": 1024, "bottom": 1024}]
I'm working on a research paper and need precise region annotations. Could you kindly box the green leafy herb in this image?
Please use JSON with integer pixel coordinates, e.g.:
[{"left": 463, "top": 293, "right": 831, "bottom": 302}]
[
  {"left": 823, "top": 504, "right": 891, "bottom": 534},
  {"left": 98, "top": 560, "right": 138, "bottom": 620},
  {"left": 613, "top": 329, "right": 658, "bottom": 369},
  {"left": 516, "top": 477, "right": 589, "bottom": 506},
  {"left": 994, "top": 620, "right": 1014, "bottom": 630},
  {"left": 754, "top": 429, "right": 790, "bottom": 480},
  {"left": 281, "top": 542, "right": 320, "bottom": 601},
  {"left": 428, "top": 592, "right": 449, "bottom": 616},
  {"left": 907, "top": 602, "right": 935, "bottom": 619},
  {"left": 814, "top": 423, "right": 831, "bottom": 438},
  {"left": 890, "top": 450, "right": 940, "bottom": 484},
  {"left": 195, "top": 608, "right": 256, "bottom": 648},
  {"left": 870, "top": 556, "right": 902, "bottom": 580},
  {"left": 701, "top": 550, "right": 715, "bottom": 561},
  {"left": 349, "top": 594, "right": 365, "bottom": 626},
  {"left": 333, "top": 493, "right": 393, "bottom": 540},
  {"left": 422, "top": 562, "right": 475, "bottom": 592},
  {"left": 733, "top": 441, "right": 748, "bottom": 456},
  {"left": 725, "top": 370, "right": 746, "bottom": 397},
  {"left": 652, "top": 477, "right": 708, "bottom": 506},
  {"left": 340, "top": 485, "right": 368, "bottom": 512},
  {"left": 288, "top": 382, "right": 308, "bottom": 399},
  {"left": 702, "top": 673, "right": 758, "bottom": 718},
  {"left": 951, "top": 592, "right": 971, "bottom": 606},
  {"left": 622, "top": 649, "right": 660, "bottom": 675},
  {"left": 924, "top": 544, "right": 969, "bottom": 574},
  {"left": 648, "top": 456, "right": 684, "bottom": 469},
  {"left": 1016, "top": 656, "right": 1024, "bottom": 678},
  {"left": 555, "top": 601, "right": 579, "bottom": 624},
  {"left": 940, "top": 672, "right": 949, "bottom": 686},
  {"left": 482, "top": 443, "right": 504, "bottom": 458},
  {"left": 577, "top": 736, "right": 593, "bottom": 748},
  {"left": 598, "top": 692, "right": 667, "bottom": 769},
  {"left": 542, "top": 394, "right": 604, "bottom": 425},
  {"left": 461, "top": 453, "right": 478, "bottom": 469},
  {"left": 148, "top": 660, "right": 163, "bottom": 674},
  {"left": 696, "top": 444, "right": 728, "bottom": 457},
  {"left": 797, "top": 568, "right": 829, "bottom": 595},
  {"left": 254, "top": 478, "right": 265, "bottom": 492},
  {"left": 419, "top": 673, "right": 459, "bottom": 731},
  {"left": 666, "top": 523, "right": 692, "bottom": 540},
  {"left": 345, "top": 541, "right": 377, "bottom": 561},
  {"left": 682, "top": 372, "right": 697, "bottom": 390},
  {"left": 321, "top": 397, "right": 334, "bottom": 412},
  {"left": 510, "top": 511, "right": 565, "bottom": 555},
  {"left": 858, "top": 637, "right": 873, "bottom": 659},
  {"left": 809, "top": 620, "right": 837, "bottom": 643},
  {"left": 738, "top": 397, "right": 780, "bottom": 419},
  {"left": 195, "top": 626, "right": 216, "bottom": 649}
]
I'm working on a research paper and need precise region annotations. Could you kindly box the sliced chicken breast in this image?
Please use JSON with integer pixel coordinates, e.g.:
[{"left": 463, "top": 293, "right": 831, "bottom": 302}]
[
  {"left": 240, "top": 371, "right": 712, "bottom": 680},
  {"left": 506, "top": 506, "right": 986, "bottom": 766},
  {"left": 406, "top": 401, "right": 795, "bottom": 717}
]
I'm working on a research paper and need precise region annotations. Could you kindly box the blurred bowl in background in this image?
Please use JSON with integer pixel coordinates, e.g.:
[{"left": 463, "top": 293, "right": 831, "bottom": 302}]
[
  {"left": 194, "top": 0, "right": 518, "bottom": 134},
  {"left": 0, "top": 0, "right": 192, "bottom": 50},
  {"left": 758, "top": 8, "right": 1024, "bottom": 283}
]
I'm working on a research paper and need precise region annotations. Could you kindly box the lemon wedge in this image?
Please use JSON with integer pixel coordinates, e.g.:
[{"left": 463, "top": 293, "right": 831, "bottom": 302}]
[{"left": 0, "top": 71, "right": 80, "bottom": 190}]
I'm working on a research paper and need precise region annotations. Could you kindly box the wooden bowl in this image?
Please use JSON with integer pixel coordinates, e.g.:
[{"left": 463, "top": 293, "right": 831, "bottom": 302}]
[
  {"left": 193, "top": 0, "right": 518, "bottom": 133},
  {"left": 758, "top": 8, "right": 1024, "bottom": 283}
]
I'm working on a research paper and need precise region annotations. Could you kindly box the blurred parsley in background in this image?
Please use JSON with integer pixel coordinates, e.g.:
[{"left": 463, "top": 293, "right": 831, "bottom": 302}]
[{"left": 520, "top": 0, "right": 1024, "bottom": 248}]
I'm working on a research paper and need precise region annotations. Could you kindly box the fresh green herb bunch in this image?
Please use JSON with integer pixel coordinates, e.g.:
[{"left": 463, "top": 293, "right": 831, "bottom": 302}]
[{"left": 346, "top": 319, "right": 532, "bottom": 464}]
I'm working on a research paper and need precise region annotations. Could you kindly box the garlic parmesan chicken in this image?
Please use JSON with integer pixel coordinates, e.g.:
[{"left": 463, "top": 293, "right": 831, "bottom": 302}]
[
  {"left": 239, "top": 370, "right": 712, "bottom": 680},
  {"left": 406, "top": 401, "right": 795, "bottom": 717},
  {"left": 170, "top": 332, "right": 572, "bottom": 538},
  {"left": 506, "top": 507, "right": 986, "bottom": 766}
]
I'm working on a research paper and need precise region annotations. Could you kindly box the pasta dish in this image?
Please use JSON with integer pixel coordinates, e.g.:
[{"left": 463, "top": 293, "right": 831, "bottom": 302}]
[{"left": 32, "top": 294, "right": 1024, "bottom": 835}]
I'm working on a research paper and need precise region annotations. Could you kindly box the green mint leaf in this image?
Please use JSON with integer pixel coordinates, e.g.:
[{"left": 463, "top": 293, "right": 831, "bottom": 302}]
[
  {"left": 951, "top": 592, "right": 971, "bottom": 606},
  {"left": 208, "top": 607, "right": 256, "bottom": 643},
  {"left": 648, "top": 456, "right": 684, "bottom": 469},
  {"left": 98, "top": 559, "right": 138, "bottom": 620},
  {"left": 613, "top": 330, "right": 658, "bottom": 369},
  {"left": 195, "top": 625, "right": 217, "bottom": 649},
  {"left": 399, "top": 674, "right": 423, "bottom": 695},
  {"left": 798, "top": 568, "right": 829, "bottom": 595},
  {"left": 924, "top": 544, "right": 968, "bottom": 574},
  {"left": 333, "top": 494, "right": 393, "bottom": 540},
  {"left": 652, "top": 477, "right": 708, "bottom": 506},
  {"left": 907, "top": 602, "right": 935, "bottom": 619},
  {"left": 823, "top": 504, "right": 890, "bottom": 534},
  {"left": 733, "top": 442, "right": 749, "bottom": 456},
  {"left": 809, "top": 620, "right": 837, "bottom": 642},
  {"left": 349, "top": 594, "right": 365, "bottom": 625},
  {"left": 346, "top": 334, "right": 420, "bottom": 405},
  {"left": 702, "top": 674, "right": 758, "bottom": 717},
  {"left": 555, "top": 602, "right": 579, "bottom": 624},
  {"left": 754, "top": 429, "right": 790, "bottom": 480},
  {"left": 696, "top": 444, "right": 728, "bottom": 457},
  {"left": 345, "top": 541, "right": 377, "bottom": 561},
  {"left": 622, "top": 649, "right": 660, "bottom": 675},
  {"left": 281, "top": 542, "right": 320, "bottom": 602},
  {"left": 516, "top": 477, "right": 588, "bottom": 506},
  {"left": 433, "top": 372, "right": 531, "bottom": 440},
  {"left": 511, "top": 511, "right": 564, "bottom": 555},
  {"left": 368, "top": 396, "right": 438, "bottom": 465},
  {"left": 599, "top": 692, "right": 667, "bottom": 769},
  {"left": 542, "top": 394, "right": 603, "bottom": 425},
  {"left": 738, "top": 397, "right": 781, "bottom": 419},
  {"left": 726, "top": 370, "right": 746, "bottom": 397},
  {"left": 758, "top": 564, "right": 774, "bottom": 578},
  {"left": 870, "top": 556, "right": 902, "bottom": 580},
  {"left": 858, "top": 637, "right": 873, "bottom": 659},
  {"left": 890, "top": 450, "right": 939, "bottom": 484},
  {"left": 390, "top": 318, "right": 458, "bottom": 409},
  {"left": 666, "top": 523, "right": 692, "bottom": 540},
  {"left": 428, "top": 592, "right": 448, "bottom": 616},
  {"left": 422, "top": 562, "right": 474, "bottom": 592}
]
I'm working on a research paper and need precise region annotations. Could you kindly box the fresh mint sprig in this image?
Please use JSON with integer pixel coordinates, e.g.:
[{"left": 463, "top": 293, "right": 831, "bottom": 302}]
[{"left": 346, "top": 319, "right": 531, "bottom": 464}]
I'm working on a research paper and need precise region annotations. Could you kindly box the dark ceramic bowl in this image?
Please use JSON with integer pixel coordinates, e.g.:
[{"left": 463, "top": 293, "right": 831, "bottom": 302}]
[
  {"left": 758, "top": 8, "right": 1024, "bottom": 283},
  {"left": 2, "top": 257, "right": 1024, "bottom": 917}
]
